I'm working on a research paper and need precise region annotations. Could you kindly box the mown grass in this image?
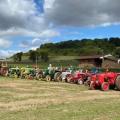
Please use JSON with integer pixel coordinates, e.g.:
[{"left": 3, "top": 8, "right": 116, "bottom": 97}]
[{"left": 0, "top": 77, "right": 120, "bottom": 120}]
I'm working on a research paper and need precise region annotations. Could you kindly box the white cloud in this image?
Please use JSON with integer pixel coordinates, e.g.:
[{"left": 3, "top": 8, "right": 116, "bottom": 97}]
[
  {"left": 20, "top": 38, "right": 51, "bottom": 49},
  {"left": 44, "top": 0, "right": 55, "bottom": 10},
  {"left": 0, "top": 38, "right": 12, "bottom": 48},
  {"left": 0, "top": 0, "right": 47, "bottom": 36},
  {"left": 0, "top": 50, "right": 18, "bottom": 58},
  {"left": 38, "top": 29, "right": 60, "bottom": 38},
  {"left": 19, "top": 29, "right": 60, "bottom": 49}
]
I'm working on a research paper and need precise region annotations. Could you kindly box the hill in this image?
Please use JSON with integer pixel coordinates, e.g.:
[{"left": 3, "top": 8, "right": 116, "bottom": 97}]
[
  {"left": 37, "top": 37, "right": 120, "bottom": 56},
  {"left": 10, "top": 37, "right": 120, "bottom": 68}
]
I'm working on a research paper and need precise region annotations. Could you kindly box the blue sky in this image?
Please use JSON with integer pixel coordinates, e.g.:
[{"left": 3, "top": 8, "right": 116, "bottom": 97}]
[{"left": 0, "top": 0, "right": 120, "bottom": 58}]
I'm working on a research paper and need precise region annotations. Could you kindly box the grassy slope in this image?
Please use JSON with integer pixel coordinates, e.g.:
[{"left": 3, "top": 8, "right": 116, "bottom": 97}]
[
  {"left": 0, "top": 78, "right": 120, "bottom": 120},
  {"left": 8, "top": 56, "right": 80, "bottom": 68}
]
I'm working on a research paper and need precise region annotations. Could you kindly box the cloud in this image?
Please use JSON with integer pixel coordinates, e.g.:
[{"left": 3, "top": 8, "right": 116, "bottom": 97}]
[
  {"left": 38, "top": 29, "right": 60, "bottom": 38},
  {"left": 0, "top": 38, "right": 12, "bottom": 48},
  {"left": 0, "top": 0, "right": 120, "bottom": 37},
  {"left": 45, "top": 0, "right": 120, "bottom": 27},
  {"left": 20, "top": 38, "right": 51, "bottom": 49},
  {"left": 19, "top": 29, "right": 60, "bottom": 48},
  {"left": 1, "top": 0, "right": 120, "bottom": 58},
  {"left": 0, "top": 50, "right": 18, "bottom": 59},
  {"left": 0, "top": 0, "right": 47, "bottom": 36}
]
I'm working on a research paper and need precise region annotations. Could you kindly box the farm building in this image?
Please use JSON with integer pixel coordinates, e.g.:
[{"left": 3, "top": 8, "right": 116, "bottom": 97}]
[{"left": 78, "top": 55, "right": 120, "bottom": 68}]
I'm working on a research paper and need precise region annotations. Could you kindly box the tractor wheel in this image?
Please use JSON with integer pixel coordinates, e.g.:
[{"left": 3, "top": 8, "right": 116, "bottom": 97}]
[
  {"left": 84, "top": 80, "right": 90, "bottom": 86},
  {"left": 115, "top": 75, "right": 120, "bottom": 90},
  {"left": 66, "top": 77, "right": 72, "bottom": 83},
  {"left": 28, "top": 75, "right": 34, "bottom": 80},
  {"left": 54, "top": 72, "right": 61, "bottom": 82},
  {"left": 101, "top": 82, "right": 109, "bottom": 91},
  {"left": 57, "top": 75, "right": 62, "bottom": 82},
  {"left": 46, "top": 75, "right": 52, "bottom": 81},
  {"left": 84, "top": 76, "right": 91, "bottom": 86},
  {"left": 77, "top": 79, "right": 83, "bottom": 85},
  {"left": 89, "top": 82, "right": 96, "bottom": 90}
]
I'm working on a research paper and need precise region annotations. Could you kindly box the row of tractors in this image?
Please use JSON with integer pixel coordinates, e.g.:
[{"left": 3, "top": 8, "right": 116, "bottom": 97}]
[{"left": 0, "top": 64, "right": 120, "bottom": 91}]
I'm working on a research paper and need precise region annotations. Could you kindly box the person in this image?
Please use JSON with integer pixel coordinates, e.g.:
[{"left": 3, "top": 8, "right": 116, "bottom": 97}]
[{"left": 48, "top": 64, "right": 54, "bottom": 74}]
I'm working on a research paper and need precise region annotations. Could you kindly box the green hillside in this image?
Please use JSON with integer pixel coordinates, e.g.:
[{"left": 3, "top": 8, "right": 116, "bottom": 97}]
[{"left": 10, "top": 38, "right": 120, "bottom": 68}]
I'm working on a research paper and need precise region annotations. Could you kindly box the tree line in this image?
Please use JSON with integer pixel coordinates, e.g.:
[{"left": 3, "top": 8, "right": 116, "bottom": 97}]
[{"left": 13, "top": 37, "right": 120, "bottom": 62}]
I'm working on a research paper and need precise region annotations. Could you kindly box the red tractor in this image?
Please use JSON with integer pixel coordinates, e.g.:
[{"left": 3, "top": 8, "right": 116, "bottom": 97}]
[
  {"left": 89, "top": 72, "right": 120, "bottom": 91},
  {"left": 66, "top": 71, "right": 91, "bottom": 85},
  {"left": 0, "top": 62, "right": 8, "bottom": 77}
]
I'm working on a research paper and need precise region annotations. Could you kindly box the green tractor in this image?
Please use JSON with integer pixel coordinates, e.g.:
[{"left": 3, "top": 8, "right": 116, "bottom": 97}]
[
  {"left": 8, "top": 67, "right": 21, "bottom": 78},
  {"left": 43, "top": 69, "right": 56, "bottom": 81},
  {"left": 20, "top": 67, "right": 36, "bottom": 80}
]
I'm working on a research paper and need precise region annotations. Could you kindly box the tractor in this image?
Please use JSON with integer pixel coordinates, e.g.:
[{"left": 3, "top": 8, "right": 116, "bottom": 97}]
[
  {"left": 34, "top": 68, "right": 44, "bottom": 80},
  {"left": 42, "top": 64, "right": 62, "bottom": 81},
  {"left": 0, "top": 62, "right": 9, "bottom": 76},
  {"left": 8, "top": 67, "right": 21, "bottom": 78},
  {"left": 89, "top": 72, "right": 120, "bottom": 91},
  {"left": 53, "top": 66, "right": 78, "bottom": 82},
  {"left": 0, "top": 66, "right": 9, "bottom": 76},
  {"left": 43, "top": 69, "right": 60, "bottom": 81},
  {"left": 66, "top": 71, "right": 91, "bottom": 85},
  {"left": 20, "top": 67, "right": 36, "bottom": 80}
]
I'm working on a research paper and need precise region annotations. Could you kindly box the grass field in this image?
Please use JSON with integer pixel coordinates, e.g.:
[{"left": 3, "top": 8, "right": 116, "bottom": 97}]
[{"left": 0, "top": 77, "right": 120, "bottom": 120}]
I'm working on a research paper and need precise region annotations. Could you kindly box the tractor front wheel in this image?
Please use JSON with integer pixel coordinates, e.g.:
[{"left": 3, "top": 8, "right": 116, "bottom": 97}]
[
  {"left": 46, "top": 75, "right": 52, "bottom": 81},
  {"left": 66, "top": 77, "right": 72, "bottom": 83},
  {"left": 90, "top": 82, "right": 96, "bottom": 90},
  {"left": 101, "top": 82, "right": 109, "bottom": 91},
  {"left": 77, "top": 79, "right": 83, "bottom": 85},
  {"left": 115, "top": 75, "right": 120, "bottom": 90}
]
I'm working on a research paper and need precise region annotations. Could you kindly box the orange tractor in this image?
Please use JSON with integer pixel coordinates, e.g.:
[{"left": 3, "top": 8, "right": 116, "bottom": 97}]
[{"left": 89, "top": 72, "right": 120, "bottom": 91}]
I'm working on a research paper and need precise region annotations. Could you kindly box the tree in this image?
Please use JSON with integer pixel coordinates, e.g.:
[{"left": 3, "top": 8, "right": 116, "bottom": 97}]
[
  {"left": 16, "top": 52, "right": 23, "bottom": 61},
  {"left": 113, "top": 47, "right": 120, "bottom": 58},
  {"left": 40, "top": 51, "right": 49, "bottom": 62},
  {"left": 13, "top": 55, "right": 18, "bottom": 62},
  {"left": 29, "top": 50, "right": 39, "bottom": 62},
  {"left": 13, "top": 52, "right": 23, "bottom": 62}
]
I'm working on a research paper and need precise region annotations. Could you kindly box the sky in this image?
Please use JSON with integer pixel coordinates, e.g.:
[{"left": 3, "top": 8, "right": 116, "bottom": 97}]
[{"left": 0, "top": 0, "right": 120, "bottom": 58}]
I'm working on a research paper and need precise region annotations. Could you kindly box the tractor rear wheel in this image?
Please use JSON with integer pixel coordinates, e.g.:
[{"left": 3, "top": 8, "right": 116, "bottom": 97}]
[
  {"left": 115, "top": 75, "right": 120, "bottom": 90},
  {"left": 89, "top": 82, "right": 95, "bottom": 90},
  {"left": 101, "top": 82, "right": 109, "bottom": 91},
  {"left": 46, "top": 75, "right": 52, "bottom": 81},
  {"left": 54, "top": 72, "right": 61, "bottom": 82}
]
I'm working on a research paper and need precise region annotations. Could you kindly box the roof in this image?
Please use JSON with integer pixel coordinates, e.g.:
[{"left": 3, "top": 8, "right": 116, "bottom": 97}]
[
  {"left": 78, "top": 55, "right": 118, "bottom": 63},
  {"left": 104, "top": 56, "right": 118, "bottom": 62},
  {"left": 79, "top": 55, "right": 102, "bottom": 60}
]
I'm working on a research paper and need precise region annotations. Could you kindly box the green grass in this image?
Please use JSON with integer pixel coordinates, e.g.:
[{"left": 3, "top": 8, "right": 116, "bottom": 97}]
[
  {"left": 0, "top": 77, "right": 120, "bottom": 120},
  {"left": 8, "top": 55, "right": 80, "bottom": 69}
]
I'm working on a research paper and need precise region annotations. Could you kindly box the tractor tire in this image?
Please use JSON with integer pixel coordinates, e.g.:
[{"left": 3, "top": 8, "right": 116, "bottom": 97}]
[
  {"left": 66, "top": 77, "right": 71, "bottom": 83},
  {"left": 54, "top": 72, "right": 61, "bottom": 82},
  {"left": 84, "top": 80, "right": 90, "bottom": 86},
  {"left": 46, "top": 75, "right": 52, "bottom": 81},
  {"left": 115, "top": 75, "right": 120, "bottom": 90},
  {"left": 28, "top": 75, "right": 34, "bottom": 80},
  {"left": 77, "top": 79, "right": 83, "bottom": 85},
  {"left": 101, "top": 82, "right": 109, "bottom": 91},
  {"left": 89, "top": 82, "right": 95, "bottom": 90},
  {"left": 57, "top": 75, "right": 63, "bottom": 82}
]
